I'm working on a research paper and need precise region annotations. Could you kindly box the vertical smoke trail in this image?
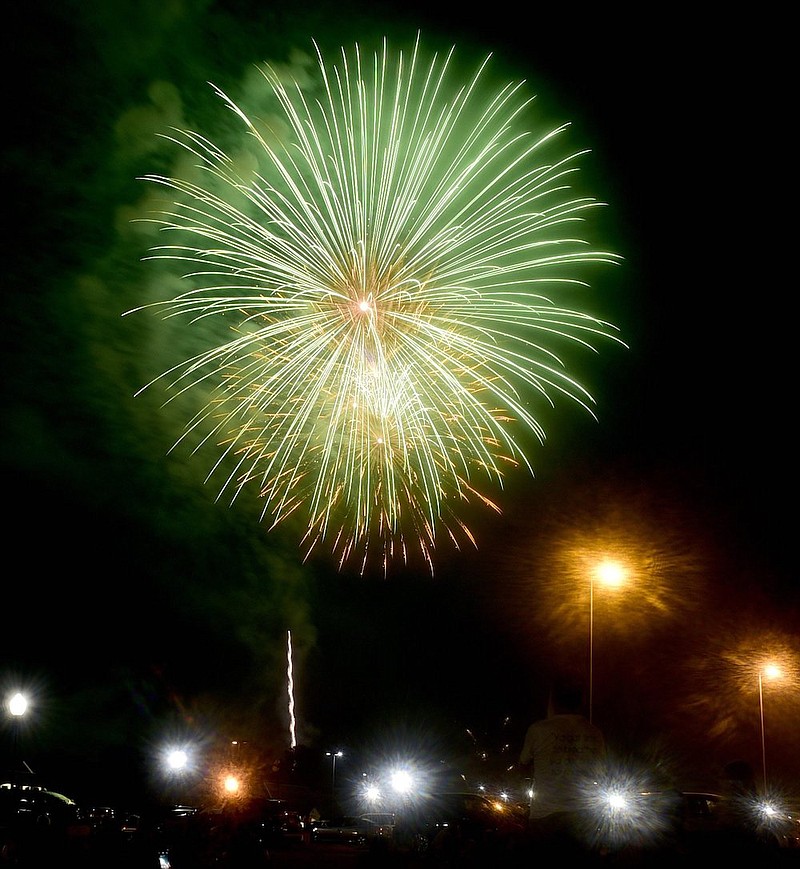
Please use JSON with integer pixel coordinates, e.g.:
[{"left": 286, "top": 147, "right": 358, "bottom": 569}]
[{"left": 287, "top": 629, "right": 297, "bottom": 748}]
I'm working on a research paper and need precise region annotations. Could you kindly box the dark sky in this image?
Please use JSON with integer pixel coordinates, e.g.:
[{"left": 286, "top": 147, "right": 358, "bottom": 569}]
[{"left": 2, "top": 0, "right": 797, "bottom": 804}]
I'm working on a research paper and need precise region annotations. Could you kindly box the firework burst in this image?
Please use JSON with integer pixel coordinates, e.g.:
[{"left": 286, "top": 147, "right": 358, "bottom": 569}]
[{"left": 128, "top": 35, "right": 625, "bottom": 574}]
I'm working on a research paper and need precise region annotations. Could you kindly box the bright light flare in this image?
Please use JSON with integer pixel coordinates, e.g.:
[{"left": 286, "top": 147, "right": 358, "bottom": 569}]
[
  {"left": 164, "top": 748, "right": 190, "bottom": 772},
  {"left": 128, "top": 35, "right": 624, "bottom": 574},
  {"left": 595, "top": 559, "right": 626, "bottom": 588},
  {"left": 6, "top": 692, "right": 28, "bottom": 717},
  {"left": 581, "top": 768, "right": 678, "bottom": 852},
  {"left": 390, "top": 769, "right": 414, "bottom": 795},
  {"left": 731, "top": 791, "right": 797, "bottom": 841},
  {"left": 209, "top": 763, "right": 253, "bottom": 804},
  {"left": 153, "top": 735, "right": 206, "bottom": 785},
  {"left": 605, "top": 792, "right": 628, "bottom": 811},
  {"left": 2, "top": 679, "right": 47, "bottom": 725},
  {"left": 499, "top": 477, "right": 710, "bottom": 658},
  {"left": 363, "top": 783, "right": 382, "bottom": 802},
  {"left": 681, "top": 632, "right": 799, "bottom": 768},
  {"left": 355, "top": 748, "right": 444, "bottom": 810},
  {"left": 223, "top": 774, "right": 241, "bottom": 794}
]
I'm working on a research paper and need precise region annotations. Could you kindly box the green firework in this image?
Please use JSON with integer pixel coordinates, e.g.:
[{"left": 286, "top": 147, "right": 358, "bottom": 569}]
[{"left": 129, "top": 36, "right": 625, "bottom": 574}]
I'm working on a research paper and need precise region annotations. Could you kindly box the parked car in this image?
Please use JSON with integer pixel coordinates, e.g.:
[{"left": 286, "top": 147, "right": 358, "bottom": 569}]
[
  {"left": 310, "top": 816, "right": 371, "bottom": 845},
  {"left": 392, "top": 791, "right": 527, "bottom": 859},
  {"left": 153, "top": 802, "right": 272, "bottom": 868},
  {"left": 359, "top": 812, "right": 396, "bottom": 846},
  {"left": 276, "top": 809, "right": 305, "bottom": 843},
  {"left": 0, "top": 780, "right": 90, "bottom": 863},
  {"left": 309, "top": 811, "right": 396, "bottom": 847}
]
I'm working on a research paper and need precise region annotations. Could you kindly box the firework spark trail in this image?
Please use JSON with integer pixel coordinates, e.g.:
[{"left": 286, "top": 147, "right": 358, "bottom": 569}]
[
  {"left": 128, "top": 35, "right": 626, "bottom": 573},
  {"left": 287, "top": 629, "right": 296, "bottom": 749}
]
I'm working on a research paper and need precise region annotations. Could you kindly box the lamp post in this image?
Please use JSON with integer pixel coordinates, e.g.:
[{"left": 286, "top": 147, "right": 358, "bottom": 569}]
[
  {"left": 5, "top": 691, "right": 30, "bottom": 780},
  {"left": 589, "top": 560, "right": 626, "bottom": 725},
  {"left": 326, "top": 750, "right": 343, "bottom": 815},
  {"left": 758, "top": 663, "right": 782, "bottom": 794}
]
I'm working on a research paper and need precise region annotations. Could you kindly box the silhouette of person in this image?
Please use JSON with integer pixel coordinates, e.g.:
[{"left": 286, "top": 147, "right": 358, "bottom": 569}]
[{"left": 518, "top": 672, "right": 606, "bottom": 861}]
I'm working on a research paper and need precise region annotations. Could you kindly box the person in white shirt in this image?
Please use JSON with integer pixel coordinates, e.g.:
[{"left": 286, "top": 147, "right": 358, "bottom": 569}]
[{"left": 518, "top": 673, "right": 606, "bottom": 859}]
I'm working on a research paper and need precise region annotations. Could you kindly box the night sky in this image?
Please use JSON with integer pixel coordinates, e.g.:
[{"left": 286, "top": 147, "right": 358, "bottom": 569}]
[{"left": 2, "top": 1, "right": 797, "bottom": 805}]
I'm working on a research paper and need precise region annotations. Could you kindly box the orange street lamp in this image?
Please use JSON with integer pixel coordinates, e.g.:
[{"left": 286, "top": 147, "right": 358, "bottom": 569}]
[
  {"left": 758, "top": 663, "right": 782, "bottom": 794},
  {"left": 589, "top": 560, "right": 626, "bottom": 725}
]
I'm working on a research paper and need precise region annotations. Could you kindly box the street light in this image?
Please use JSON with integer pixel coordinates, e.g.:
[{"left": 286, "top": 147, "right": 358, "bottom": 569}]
[
  {"left": 326, "top": 750, "right": 343, "bottom": 815},
  {"left": 5, "top": 691, "right": 32, "bottom": 780},
  {"left": 7, "top": 692, "right": 28, "bottom": 718},
  {"left": 758, "top": 663, "right": 782, "bottom": 794},
  {"left": 389, "top": 768, "right": 414, "bottom": 796},
  {"left": 222, "top": 773, "right": 241, "bottom": 795},
  {"left": 589, "top": 560, "right": 626, "bottom": 725},
  {"left": 165, "top": 748, "right": 189, "bottom": 772}
]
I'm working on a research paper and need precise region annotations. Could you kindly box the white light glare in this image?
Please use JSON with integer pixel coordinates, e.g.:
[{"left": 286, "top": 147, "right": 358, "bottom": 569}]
[
  {"left": 606, "top": 792, "right": 629, "bottom": 811},
  {"left": 7, "top": 693, "right": 28, "bottom": 717},
  {"left": 364, "top": 784, "right": 381, "bottom": 802},
  {"left": 166, "top": 749, "right": 188, "bottom": 771},
  {"left": 390, "top": 770, "right": 414, "bottom": 794}
]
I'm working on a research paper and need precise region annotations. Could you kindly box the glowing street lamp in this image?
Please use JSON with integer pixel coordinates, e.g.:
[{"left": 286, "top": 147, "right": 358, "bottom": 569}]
[
  {"left": 589, "top": 560, "right": 626, "bottom": 725},
  {"left": 363, "top": 781, "right": 382, "bottom": 804},
  {"left": 5, "top": 691, "right": 32, "bottom": 779},
  {"left": 222, "top": 773, "right": 241, "bottom": 795},
  {"left": 6, "top": 692, "right": 28, "bottom": 718},
  {"left": 389, "top": 768, "right": 414, "bottom": 796},
  {"left": 165, "top": 748, "right": 189, "bottom": 772},
  {"left": 758, "top": 663, "right": 782, "bottom": 794},
  {"left": 326, "top": 750, "right": 343, "bottom": 814}
]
